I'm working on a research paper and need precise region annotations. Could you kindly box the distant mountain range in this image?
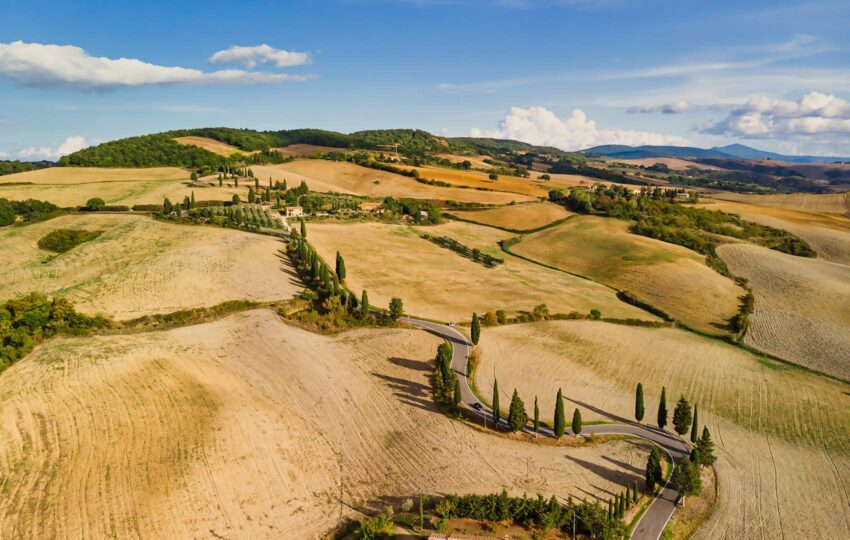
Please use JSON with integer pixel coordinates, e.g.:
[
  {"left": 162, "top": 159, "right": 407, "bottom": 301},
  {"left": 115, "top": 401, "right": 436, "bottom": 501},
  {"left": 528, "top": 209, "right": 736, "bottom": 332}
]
[{"left": 582, "top": 143, "right": 850, "bottom": 164}]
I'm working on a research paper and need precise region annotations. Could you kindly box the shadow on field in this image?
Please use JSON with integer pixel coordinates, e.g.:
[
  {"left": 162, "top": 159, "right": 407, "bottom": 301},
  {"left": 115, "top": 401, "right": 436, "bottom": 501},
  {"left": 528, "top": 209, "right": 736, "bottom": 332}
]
[
  {"left": 568, "top": 397, "right": 632, "bottom": 425},
  {"left": 564, "top": 455, "right": 633, "bottom": 493},
  {"left": 602, "top": 454, "right": 644, "bottom": 477},
  {"left": 372, "top": 371, "right": 436, "bottom": 414},
  {"left": 389, "top": 356, "right": 432, "bottom": 373}
]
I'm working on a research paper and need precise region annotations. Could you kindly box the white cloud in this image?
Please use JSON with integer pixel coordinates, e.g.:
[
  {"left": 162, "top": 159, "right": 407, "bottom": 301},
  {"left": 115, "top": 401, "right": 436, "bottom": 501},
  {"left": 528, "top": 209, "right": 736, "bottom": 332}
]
[
  {"left": 703, "top": 91, "right": 850, "bottom": 139},
  {"left": 0, "top": 150, "right": 8, "bottom": 158},
  {"left": 208, "top": 44, "right": 311, "bottom": 68},
  {"left": 0, "top": 41, "right": 316, "bottom": 91},
  {"left": 627, "top": 101, "right": 697, "bottom": 114},
  {"left": 17, "top": 135, "right": 89, "bottom": 160},
  {"left": 470, "top": 106, "right": 687, "bottom": 150}
]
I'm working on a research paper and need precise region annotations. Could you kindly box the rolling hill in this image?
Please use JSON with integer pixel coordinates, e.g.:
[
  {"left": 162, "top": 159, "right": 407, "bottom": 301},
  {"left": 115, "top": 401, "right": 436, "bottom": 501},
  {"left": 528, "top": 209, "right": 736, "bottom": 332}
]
[{"left": 584, "top": 143, "right": 849, "bottom": 163}]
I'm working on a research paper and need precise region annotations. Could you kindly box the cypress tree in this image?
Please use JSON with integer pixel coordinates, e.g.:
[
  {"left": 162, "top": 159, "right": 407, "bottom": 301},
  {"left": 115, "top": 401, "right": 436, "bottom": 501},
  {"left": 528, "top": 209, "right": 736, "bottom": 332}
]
[
  {"left": 533, "top": 396, "right": 539, "bottom": 434},
  {"left": 219, "top": 176, "right": 223, "bottom": 187},
  {"left": 646, "top": 447, "right": 662, "bottom": 493},
  {"left": 673, "top": 396, "right": 692, "bottom": 436},
  {"left": 608, "top": 499, "right": 613, "bottom": 520},
  {"left": 491, "top": 379, "right": 501, "bottom": 425},
  {"left": 507, "top": 389, "right": 528, "bottom": 431},
  {"left": 572, "top": 408, "right": 582, "bottom": 436},
  {"left": 635, "top": 382, "right": 645, "bottom": 422},
  {"left": 360, "top": 290, "right": 369, "bottom": 319},
  {"left": 696, "top": 427, "right": 716, "bottom": 466},
  {"left": 248, "top": 187, "right": 256, "bottom": 204},
  {"left": 300, "top": 218, "right": 307, "bottom": 238},
  {"left": 690, "top": 403, "right": 699, "bottom": 444},
  {"left": 453, "top": 377, "right": 462, "bottom": 408},
  {"left": 657, "top": 387, "right": 668, "bottom": 430},
  {"left": 254, "top": 177, "right": 259, "bottom": 188},
  {"left": 632, "top": 481, "right": 639, "bottom": 504},
  {"left": 333, "top": 275, "right": 340, "bottom": 296},
  {"left": 190, "top": 191, "right": 196, "bottom": 208},
  {"left": 163, "top": 198, "right": 173, "bottom": 214},
  {"left": 235, "top": 177, "right": 238, "bottom": 188},
  {"left": 554, "top": 388, "right": 566, "bottom": 438},
  {"left": 336, "top": 251, "right": 346, "bottom": 280},
  {"left": 471, "top": 312, "right": 481, "bottom": 345},
  {"left": 616, "top": 493, "right": 623, "bottom": 518}
]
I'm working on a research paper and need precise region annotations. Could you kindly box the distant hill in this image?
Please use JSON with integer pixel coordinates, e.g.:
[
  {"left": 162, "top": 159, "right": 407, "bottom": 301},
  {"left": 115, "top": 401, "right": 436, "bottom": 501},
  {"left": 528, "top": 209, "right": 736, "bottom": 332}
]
[
  {"left": 584, "top": 143, "right": 849, "bottom": 164},
  {"left": 0, "top": 159, "right": 55, "bottom": 177}
]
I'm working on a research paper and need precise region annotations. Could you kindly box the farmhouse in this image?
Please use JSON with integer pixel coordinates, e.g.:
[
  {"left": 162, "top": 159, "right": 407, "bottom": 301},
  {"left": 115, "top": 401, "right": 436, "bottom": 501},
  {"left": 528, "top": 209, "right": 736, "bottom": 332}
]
[
  {"left": 282, "top": 206, "right": 304, "bottom": 217},
  {"left": 359, "top": 201, "right": 383, "bottom": 213}
]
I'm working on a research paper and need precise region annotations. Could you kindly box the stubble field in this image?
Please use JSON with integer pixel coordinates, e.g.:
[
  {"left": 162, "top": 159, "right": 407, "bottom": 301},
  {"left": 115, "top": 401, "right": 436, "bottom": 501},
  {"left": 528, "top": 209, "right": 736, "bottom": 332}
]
[
  {"left": 0, "top": 167, "right": 242, "bottom": 207},
  {"left": 174, "top": 136, "right": 246, "bottom": 156},
  {"left": 510, "top": 216, "right": 744, "bottom": 334},
  {"left": 451, "top": 202, "right": 573, "bottom": 231},
  {"left": 0, "top": 309, "right": 652, "bottom": 539},
  {"left": 718, "top": 243, "right": 850, "bottom": 380},
  {"left": 307, "top": 221, "right": 655, "bottom": 322},
  {"left": 254, "top": 161, "right": 535, "bottom": 204},
  {"left": 0, "top": 214, "right": 301, "bottom": 319},
  {"left": 475, "top": 320, "right": 850, "bottom": 540}
]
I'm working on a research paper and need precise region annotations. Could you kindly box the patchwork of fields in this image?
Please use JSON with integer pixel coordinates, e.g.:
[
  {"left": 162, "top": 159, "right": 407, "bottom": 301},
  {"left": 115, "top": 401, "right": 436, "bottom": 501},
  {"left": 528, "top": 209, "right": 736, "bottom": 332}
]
[
  {"left": 451, "top": 201, "right": 573, "bottom": 231},
  {"left": 509, "top": 215, "right": 745, "bottom": 334}
]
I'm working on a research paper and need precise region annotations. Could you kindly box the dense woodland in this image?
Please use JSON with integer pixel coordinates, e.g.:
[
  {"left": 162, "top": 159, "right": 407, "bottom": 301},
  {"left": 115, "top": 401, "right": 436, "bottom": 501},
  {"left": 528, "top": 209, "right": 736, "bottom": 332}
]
[
  {"left": 0, "top": 160, "right": 45, "bottom": 176},
  {"left": 0, "top": 198, "right": 62, "bottom": 227}
]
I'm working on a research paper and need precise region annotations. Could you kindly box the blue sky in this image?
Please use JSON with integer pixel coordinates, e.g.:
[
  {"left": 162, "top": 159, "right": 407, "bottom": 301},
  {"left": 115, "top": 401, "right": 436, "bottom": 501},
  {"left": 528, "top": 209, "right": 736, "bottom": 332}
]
[{"left": 1, "top": 0, "right": 849, "bottom": 159}]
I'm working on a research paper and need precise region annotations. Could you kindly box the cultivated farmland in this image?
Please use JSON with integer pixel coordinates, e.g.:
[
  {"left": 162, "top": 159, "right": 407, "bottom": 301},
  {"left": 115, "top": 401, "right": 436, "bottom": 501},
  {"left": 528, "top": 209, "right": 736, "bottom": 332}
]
[
  {"left": 174, "top": 136, "right": 246, "bottom": 156},
  {"left": 510, "top": 215, "right": 745, "bottom": 334},
  {"left": 451, "top": 202, "right": 573, "bottom": 231},
  {"left": 0, "top": 214, "right": 300, "bottom": 319},
  {"left": 307, "top": 221, "right": 656, "bottom": 322},
  {"left": 0, "top": 309, "right": 652, "bottom": 539},
  {"left": 718, "top": 243, "right": 850, "bottom": 380},
  {"left": 0, "top": 167, "right": 242, "bottom": 207},
  {"left": 475, "top": 320, "right": 850, "bottom": 540},
  {"left": 254, "top": 161, "right": 535, "bottom": 204},
  {"left": 712, "top": 191, "right": 850, "bottom": 215}
]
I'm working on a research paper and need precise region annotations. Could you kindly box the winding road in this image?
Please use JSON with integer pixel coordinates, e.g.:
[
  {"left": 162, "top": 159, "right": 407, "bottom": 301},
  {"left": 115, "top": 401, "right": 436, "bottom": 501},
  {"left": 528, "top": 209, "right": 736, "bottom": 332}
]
[{"left": 401, "top": 316, "right": 691, "bottom": 540}]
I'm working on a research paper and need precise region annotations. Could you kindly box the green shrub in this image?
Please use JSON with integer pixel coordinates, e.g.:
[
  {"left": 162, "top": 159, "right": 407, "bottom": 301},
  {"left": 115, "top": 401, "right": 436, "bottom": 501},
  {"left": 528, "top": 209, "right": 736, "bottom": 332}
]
[{"left": 37, "top": 229, "right": 102, "bottom": 253}]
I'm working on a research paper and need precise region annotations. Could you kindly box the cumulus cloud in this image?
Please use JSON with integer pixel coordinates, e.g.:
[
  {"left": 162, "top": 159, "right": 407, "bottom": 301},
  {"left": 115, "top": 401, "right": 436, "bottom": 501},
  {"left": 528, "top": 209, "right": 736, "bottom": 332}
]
[
  {"left": 17, "top": 136, "right": 89, "bottom": 160},
  {"left": 627, "top": 101, "right": 697, "bottom": 114},
  {"left": 470, "top": 106, "right": 687, "bottom": 151},
  {"left": 208, "top": 44, "right": 311, "bottom": 68},
  {"left": 0, "top": 41, "right": 316, "bottom": 91},
  {"left": 702, "top": 91, "right": 850, "bottom": 139}
]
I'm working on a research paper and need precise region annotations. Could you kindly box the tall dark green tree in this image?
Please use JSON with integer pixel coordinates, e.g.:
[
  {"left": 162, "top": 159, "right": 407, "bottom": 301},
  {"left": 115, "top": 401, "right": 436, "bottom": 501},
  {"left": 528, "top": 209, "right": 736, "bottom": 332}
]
[
  {"left": 507, "top": 389, "right": 528, "bottom": 432},
  {"left": 635, "top": 383, "right": 645, "bottom": 422},
  {"left": 533, "top": 396, "right": 540, "bottom": 434},
  {"left": 162, "top": 198, "right": 173, "bottom": 214},
  {"left": 632, "top": 481, "right": 638, "bottom": 504},
  {"left": 690, "top": 404, "right": 699, "bottom": 444},
  {"left": 572, "top": 408, "right": 582, "bottom": 436},
  {"left": 645, "top": 447, "right": 663, "bottom": 493},
  {"left": 453, "top": 377, "right": 462, "bottom": 409},
  {"left": 360, "top": 290, "right": 369, "bottom": 319},
  {"left": 673, "top": 396, "right": 692, "bottom": 436},
  {"left": 300, "top": 218, "right": 306, "bottom": 238},
  {"left": 336, "top": 251, "right": 346, "bottom": 280},
  {"left": 471, "top": 312, "right": 481, "bottom": 346},
  {"left": 190, "top": 191, "right": 196, "bottom": 208},
  {"left": 657, "top": 387, "right": 668, "bottom": 430},
  {"left": 672, "top": 460, "right": 702, "bottom": 499},
  {"left": 695, "top": 427, "right": 716, "bottom": 466},
  {"left": 554, "top": 388, "right": 566, "bottom": 438},
  {"left": 248, "top": 187, "right": 256, "bottom": 203},
  {"left": 491, "top": 379, "right": 501, "bottom": 425},
  {"left": 389, "top": 297, "right": 403, "bottom": 320}
]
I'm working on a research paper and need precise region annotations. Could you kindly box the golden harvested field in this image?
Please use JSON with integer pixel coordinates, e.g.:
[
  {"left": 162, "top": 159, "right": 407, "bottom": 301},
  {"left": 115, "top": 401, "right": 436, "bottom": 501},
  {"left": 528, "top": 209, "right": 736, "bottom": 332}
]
[
  {"left": 712, "top": 191, "right": 850, "bottom": 215},
  {"left": 398, "top": 165, "right": 550, "bottom": 197},
  {"left": 476, "top": 320, "right": 850, "bottom": 540},
  {"left": 701, "top": 198, "right": 850, "bottom": 265},
  {"left": 436, "top": 153, "right": 497, "bottom": 170},
  {"left": 452, "top": 202, "right": 573, "bottom": 231},
  {"left": 308, "top": 221, "right": 656, "bottom": 322},
  {"left": 0, "top": 214, "right": 301, "bottom": 319},
  {"left": 718, "top": 243, "right": 850, "bottom": 380},
  {"left": 604, "top": 157, "right": 725, "bottom": 171},
  {"left": 0, "top": 167, "right": 243, "bottom": 207},
  {"left": 511, "top": 216, "right": 744, "bottom": 334},
  {"left": 174, "top": 136, "right": 247, "bottom": 156},
  {"left": 274, "top": 143, "right": 346, "bottom": 157},
  {"left": 255, "top": 161, "right": 535, "bottom": 204},
  {"left": 0, "top": 309, "right": 652, "bottom": 539}
]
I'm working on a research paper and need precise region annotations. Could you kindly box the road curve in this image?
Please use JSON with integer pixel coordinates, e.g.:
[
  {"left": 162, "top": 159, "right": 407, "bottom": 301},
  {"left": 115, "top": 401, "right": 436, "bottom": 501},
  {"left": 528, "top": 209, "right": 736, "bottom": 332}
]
[{"left": 401, "top": 316, "right": 690, "bottom": 540}]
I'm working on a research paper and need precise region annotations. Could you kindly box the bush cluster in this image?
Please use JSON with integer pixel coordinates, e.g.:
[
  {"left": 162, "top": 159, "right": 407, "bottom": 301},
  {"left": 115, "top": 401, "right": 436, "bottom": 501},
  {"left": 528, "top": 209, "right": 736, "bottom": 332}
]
[
  {"left": 0, "top": 198, "right": 61, "bottom": 227},
  {"left": 420, "top": 234, "right": 503, "bottom": 267},
  {"left": 1, "top": 293, "right": 109, "bottom": 372},
  {"left": 37, "top": 229, "right": 102, "bottom": 253}
]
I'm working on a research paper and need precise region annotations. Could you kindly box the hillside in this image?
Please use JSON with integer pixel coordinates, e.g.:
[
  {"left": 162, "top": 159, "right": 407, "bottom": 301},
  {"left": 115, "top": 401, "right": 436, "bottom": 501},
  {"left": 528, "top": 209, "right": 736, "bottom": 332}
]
[{"left": 585, "top": 143, "right": 850, "bottom": 163}]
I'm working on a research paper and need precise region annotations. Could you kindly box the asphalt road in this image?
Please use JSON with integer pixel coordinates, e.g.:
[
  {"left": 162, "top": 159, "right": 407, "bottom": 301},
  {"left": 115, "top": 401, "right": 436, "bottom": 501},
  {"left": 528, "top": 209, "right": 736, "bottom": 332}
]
[{"left": 401, "top": 316, "right": 690, "bottom": 540}]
